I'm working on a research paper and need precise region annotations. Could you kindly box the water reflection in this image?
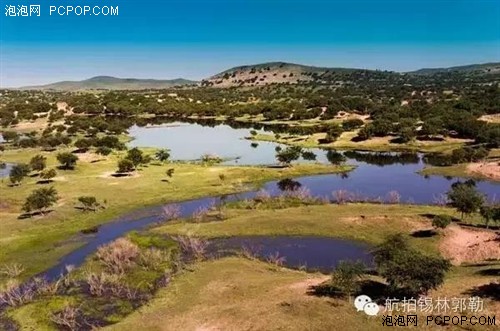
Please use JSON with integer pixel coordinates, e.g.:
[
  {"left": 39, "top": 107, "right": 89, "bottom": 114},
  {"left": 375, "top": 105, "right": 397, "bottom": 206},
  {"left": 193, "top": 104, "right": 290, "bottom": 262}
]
[{"left": 127, "top": 121, "right": 499, "bottom": 202}]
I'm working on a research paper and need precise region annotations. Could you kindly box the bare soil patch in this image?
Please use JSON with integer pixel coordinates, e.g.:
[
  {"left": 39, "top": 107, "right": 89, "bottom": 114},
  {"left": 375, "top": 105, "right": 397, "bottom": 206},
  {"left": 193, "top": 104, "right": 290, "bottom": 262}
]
[
  {"left": 440, "top": 225, "right": 500, "bottom": 265},
  {"left": 286, "top": 276, "right": 329, "bottom": 291},
  {"left": 76, "top": 152, "right": 102, "bottom": 163},
  {"left": 479, "top": 113, "right": 500, "bottom": 124},
  {"left": 467, "top": 161, "right": 500, "bottom": 181}
]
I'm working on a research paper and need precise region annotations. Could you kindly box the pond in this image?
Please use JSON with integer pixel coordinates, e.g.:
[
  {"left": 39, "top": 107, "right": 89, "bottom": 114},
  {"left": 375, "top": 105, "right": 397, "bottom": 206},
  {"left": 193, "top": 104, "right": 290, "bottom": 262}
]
[
  {"left": 208, "top": 236, "right": 373, "bottom": 272},
  {"left": 128, "top": 122, "right": 291, "bottom": 165},
  {"left": 0, "top": 163, "right": 13, "bottom": 179}
]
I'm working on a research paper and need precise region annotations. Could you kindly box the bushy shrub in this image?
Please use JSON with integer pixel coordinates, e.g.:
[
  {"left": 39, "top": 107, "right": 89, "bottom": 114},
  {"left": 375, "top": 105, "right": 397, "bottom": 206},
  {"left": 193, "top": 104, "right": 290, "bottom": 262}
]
[{"left": 432, "top": 214, "right": 452, "bottom": 229}]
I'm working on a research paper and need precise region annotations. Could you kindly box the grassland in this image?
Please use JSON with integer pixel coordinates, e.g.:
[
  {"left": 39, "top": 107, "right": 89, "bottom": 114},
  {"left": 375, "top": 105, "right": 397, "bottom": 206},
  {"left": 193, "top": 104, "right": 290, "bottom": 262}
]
[
  {"left": 4, "top": 202, "right": 499, "bottom": 330},
  {"left": 154, "top": 203, "right": 450, "bottom": 254},
  {"left": 419, "top": 149, "right": 500, "bottom": 181},
  {"left": 0, "top": 147, "right": 352, "bottom": 282},
  {"left": 250, "top": 131, "right": 469, "bottom": 153},
  {"left": 103, "top": 257, "right": 498, "bottom": 331},
  {"left": 105, "top": 203, "right": 500, "bottom": 331}
]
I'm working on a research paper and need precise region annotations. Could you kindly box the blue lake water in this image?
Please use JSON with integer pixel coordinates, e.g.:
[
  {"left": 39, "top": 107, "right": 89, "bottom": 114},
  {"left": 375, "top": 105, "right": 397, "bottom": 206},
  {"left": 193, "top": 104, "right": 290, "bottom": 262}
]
[
  {"left": 128, "top": 122, "right": 500, "bottom": 203},
  {"left": 209, "top": 236, "right": 373, "bottom": 272}
]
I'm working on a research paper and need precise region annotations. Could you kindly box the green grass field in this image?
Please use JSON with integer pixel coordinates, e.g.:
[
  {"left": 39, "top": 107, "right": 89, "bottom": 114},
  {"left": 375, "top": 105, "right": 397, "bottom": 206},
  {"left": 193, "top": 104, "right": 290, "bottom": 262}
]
[
  {"left": 419, "top": 148, "right": 500, "bottom": 181},
  {"left": 0, "top": 147, "right": 352, "bottom": 282},
  {"left": 250, "top": 131, "right": 469, "bottom": 154},
  {"left": 4, "top": 202, "right": 499, "bottom": 330},
  {"left": 104, "top": 203, "right": 500, "bottom": 331},
  {"left": 102, "top": 257, "right": 498, "bottom": 331}
]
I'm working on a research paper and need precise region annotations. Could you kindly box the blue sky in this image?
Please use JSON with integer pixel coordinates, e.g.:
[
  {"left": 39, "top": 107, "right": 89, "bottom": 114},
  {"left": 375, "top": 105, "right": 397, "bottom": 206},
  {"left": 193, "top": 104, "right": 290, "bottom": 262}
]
[{"left": 1, "top": 0, "right": 499, "bottom": 87}]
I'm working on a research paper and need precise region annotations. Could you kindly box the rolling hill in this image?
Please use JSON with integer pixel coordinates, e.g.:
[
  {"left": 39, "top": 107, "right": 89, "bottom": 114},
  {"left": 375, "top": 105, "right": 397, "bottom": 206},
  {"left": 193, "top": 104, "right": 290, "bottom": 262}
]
[
  {"left": 408, "top": 62, "right": 500, "bottom": 75},
  {"left": 201, "top": 62, "right": 368, "bottom": 87},
  {"left": 201, "top": 61, "right": 500, "bottom": 87},
  {"left": 18, "top": 61, "right": 500, "bottom": 90},
  {"left": 20, "top": 76, "right": 198, "bottom": 91}
]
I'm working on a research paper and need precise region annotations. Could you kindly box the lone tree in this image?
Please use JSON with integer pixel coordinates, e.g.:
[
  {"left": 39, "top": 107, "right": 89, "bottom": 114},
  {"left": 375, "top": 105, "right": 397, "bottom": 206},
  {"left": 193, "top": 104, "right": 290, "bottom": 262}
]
[
  {"left": 432, "top": 214, "right": 452, "bottom": 230},
  {"left": 125, "top": 147, "right": 145, "bottom": 169},
  {"left": 22, "top": 187, "right": 58, "bottom": 216},
  {"left": 9, "top": 163, "right": 31, "bottom": 185},
  {"left": 96, "top": 146, "right": 112, "bottom": 156},
  {"left": 446, "top": 180, "right": 484, "bottom": 220},
  {"left": 166, "top": 168, "right": 175, "bottom": 178},
  {"left": 56, "top": 152, "right": 78, "bottom": 170},
  {"left": 325, "top": 124, "right": 343, "bottom": 143},
  {"left": 29, "top": 155, "right": 47, "bottom": 173},
  {"left": 39, "top": 168, "right": 57, "bottom": 183},
  {"left": 373, "top": 234, "right": 451, "bottom": 296},
  {"left": 330, "top": 260, "right": 366, "bottom": 300},
  {"left": 117, "top": 159, "right": 135, "bottom": 174},
  {"left": 155, "top": 149, "right": 171, "bottom": 162},
  {"left": 479, "top": 205, "right": 500, "bottom": 229},
  {"left": 276, "top": 146, "right": 302, "bottom": 166},
  {"left": 77, "top": 196, "right": 101, "bottom": 212}
]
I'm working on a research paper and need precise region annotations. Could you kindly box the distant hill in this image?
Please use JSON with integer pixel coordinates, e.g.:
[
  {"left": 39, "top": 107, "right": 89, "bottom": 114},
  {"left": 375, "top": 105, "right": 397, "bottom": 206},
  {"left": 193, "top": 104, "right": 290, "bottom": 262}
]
[
  {"left": 20, "top": 76, "right": 198, "bottom": 91},
  {"left": 201, "top": 61, "right": 500, "bottom": 87},
  {"left": 202, "top": 62, "right": 368, "bottom": 87},
  {"left": 18, "top": 61, "right": 500, "bottom": 90},
  {"left": 409, "top": 62, "right": 500, "bottom": 75}
]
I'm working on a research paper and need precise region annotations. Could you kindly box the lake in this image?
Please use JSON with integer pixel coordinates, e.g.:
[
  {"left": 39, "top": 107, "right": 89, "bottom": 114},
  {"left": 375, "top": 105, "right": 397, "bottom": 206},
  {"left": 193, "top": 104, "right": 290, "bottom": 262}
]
[{"left": 128, "top": 121, "right": 500, "bottom": 203}]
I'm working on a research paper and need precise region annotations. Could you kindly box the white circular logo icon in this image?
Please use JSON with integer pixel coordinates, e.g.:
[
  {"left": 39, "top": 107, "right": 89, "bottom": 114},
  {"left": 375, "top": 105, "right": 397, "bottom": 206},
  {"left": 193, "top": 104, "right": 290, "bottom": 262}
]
[
  {"left": 354, "top": 294, "right": 379, "bottom": 316},
  {"left": 363, "top": 302, "right": 380, "bottom": 316},
  {"left": 354, "top": 295, "right": 372, "bottom": 312}
]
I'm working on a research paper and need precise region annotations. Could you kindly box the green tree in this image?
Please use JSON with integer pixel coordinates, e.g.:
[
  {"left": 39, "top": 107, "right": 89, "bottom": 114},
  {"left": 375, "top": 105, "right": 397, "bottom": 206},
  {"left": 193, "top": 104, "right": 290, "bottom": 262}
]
[
  {"left": 373, "top": 234, "right": 450, "bottom": 296},
  {"left": 155, "top": 149, "right": 171, "bottom": 162},
  {"left": 398, "top": 126, "right": 416, "bottom": 143},
  {"left": 9, "top": 163, "right": 31, "bottom": 185},
  {"left": 357, "top": 125, "right": 373, "bottom": 141},
  {"left": 330, "top": 260, "right": 366, "bottom": 300},
  {"left": 77, "top": 196, "right": 101, "bottom": 212},
  {"left": 479, "top": 205, "right": 500, "bottom": 228},
  {"left": 342, "top": 118, "right": 364, "bottom": 131},
  {"left": 117, "top": 159, "right": 135, "bottom": 173},
  {"left": 446, "top": 181, "right": 484, "bottom": 220},
  {"left": 74, "top": 138, "right": 93, "bottom": 152},
  {"left": 39, "top": 168, "right": 57, "bottom": 183},
  {"left": 276, "top": 146, "right": 302, "bottom": 166},
  {"left": 125, "top": 147, "right": 144, "bottom": 168},
  {"left": 96, "top": 146, "right": 112, "bottom": 156},
  {"left": 325, "top": 124, "right": 343, "bottom": 143},
  {"left": 29, "top": 155, "right": 47, "bottom": 172},
  {"left": 22, "top": 187, "right": 58, "bottom": 215},
  {"left": 56, "top": 152, "right": 78, "bottom": 170},
  {"left": 432, "top": 214, "right": 452, "bottom": 229},
  {"left": 166, "top": 168, "right": 175, "bottom": 178}
]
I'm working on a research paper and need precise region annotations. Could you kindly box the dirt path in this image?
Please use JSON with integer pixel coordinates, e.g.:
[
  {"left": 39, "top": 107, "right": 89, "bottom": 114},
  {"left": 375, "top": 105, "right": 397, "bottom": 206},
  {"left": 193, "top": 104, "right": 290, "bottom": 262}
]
[{"left": 440, "top": 224, "right": 500, "bottom": 265}]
